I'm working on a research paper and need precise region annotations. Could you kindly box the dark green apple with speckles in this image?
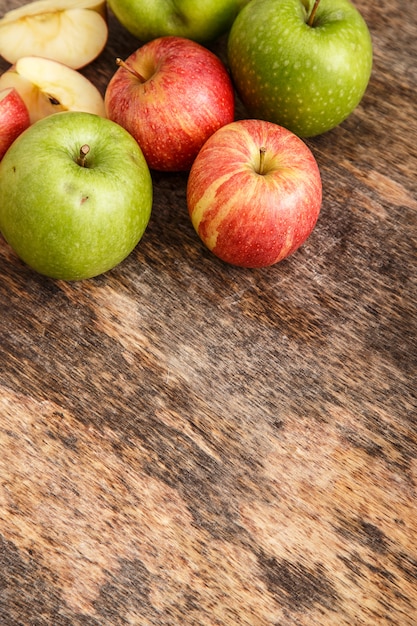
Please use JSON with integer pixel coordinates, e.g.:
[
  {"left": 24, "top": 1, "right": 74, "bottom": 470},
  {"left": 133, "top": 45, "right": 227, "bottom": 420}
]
[{"left": 227, "top": 0, "right": 373, "bottom": 137}]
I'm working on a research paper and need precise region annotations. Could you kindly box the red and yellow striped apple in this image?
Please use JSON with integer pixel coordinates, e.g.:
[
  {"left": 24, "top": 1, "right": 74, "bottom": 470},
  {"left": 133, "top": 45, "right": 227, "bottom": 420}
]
[{"left": 187, "top": 119, "right": 322, "bottom": 268}]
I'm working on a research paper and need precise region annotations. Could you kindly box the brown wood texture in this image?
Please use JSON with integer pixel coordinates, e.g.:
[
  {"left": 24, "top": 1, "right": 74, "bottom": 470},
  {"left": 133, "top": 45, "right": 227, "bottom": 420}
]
[{"left": 0, "top": 1, "right": 416, "bottom": 624}]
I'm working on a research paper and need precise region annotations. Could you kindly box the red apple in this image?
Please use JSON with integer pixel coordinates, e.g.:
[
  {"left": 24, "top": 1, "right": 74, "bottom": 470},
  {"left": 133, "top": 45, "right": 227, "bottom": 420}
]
[
  {"left": 187, "top": 119, "right": 322, "bottom": 268},
  {"left": 0, "top": 88, "right": 30, "bottom": 160},
  {"left": 104, "top": 36, "right": 235, "bottom": 172}
]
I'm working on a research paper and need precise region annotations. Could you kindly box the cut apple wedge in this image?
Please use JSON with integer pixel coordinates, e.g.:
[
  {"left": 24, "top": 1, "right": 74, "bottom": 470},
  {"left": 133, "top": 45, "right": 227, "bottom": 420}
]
[
  {"left": 0, "top": 0, "right": 108, "bottom": 69},
  {"left": 0, "top": 56, "right": 106, "bottom": 124}
]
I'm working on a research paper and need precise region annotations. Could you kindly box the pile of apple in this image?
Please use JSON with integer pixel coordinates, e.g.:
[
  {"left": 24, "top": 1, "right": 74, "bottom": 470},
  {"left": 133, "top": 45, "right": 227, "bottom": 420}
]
[{"left": 0, "top": 0, "right": 372, "bottom": 280}]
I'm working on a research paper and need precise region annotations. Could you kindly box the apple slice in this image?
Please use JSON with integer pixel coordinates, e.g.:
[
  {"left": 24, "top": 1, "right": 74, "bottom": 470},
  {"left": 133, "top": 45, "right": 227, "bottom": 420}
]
[
  {"left": 0, "top": 0, "right": 108, "bottom": 69},
  {"left": 0, "top": 88, "right": 30, "bottom": 159},
  {"left": 0, "top": 56, "right": 106, "bottom": 123}
]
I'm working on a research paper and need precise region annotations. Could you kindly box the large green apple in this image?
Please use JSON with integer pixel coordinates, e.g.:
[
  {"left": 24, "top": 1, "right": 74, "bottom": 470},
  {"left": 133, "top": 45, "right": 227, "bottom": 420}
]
[
  {"left": 227, "top": 0, "right": 373, "bottom": 137},
  {"left": 107, "top": 0, "right": 248, "bottom": 43},
  {"left": 0, "top": 111, "right": 152, "bottom": 280}
]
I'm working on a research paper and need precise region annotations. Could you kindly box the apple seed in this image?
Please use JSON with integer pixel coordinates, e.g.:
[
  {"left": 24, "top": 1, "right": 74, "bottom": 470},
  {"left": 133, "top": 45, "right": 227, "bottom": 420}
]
[{"left": 48, "top": 94, "right": 61, "bottom": 106}]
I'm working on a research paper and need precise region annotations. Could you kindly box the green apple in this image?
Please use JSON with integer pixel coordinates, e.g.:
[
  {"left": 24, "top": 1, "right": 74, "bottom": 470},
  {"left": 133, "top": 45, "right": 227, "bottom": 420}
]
[
  {"left": 107, "top": 0, "right": 248, "bottom": 43},
  {"left": 0, "top": 111, "right": 153, "bottom": 280},
  {"left": 227, "top": 0, "right": 373, "bottom": 137}
]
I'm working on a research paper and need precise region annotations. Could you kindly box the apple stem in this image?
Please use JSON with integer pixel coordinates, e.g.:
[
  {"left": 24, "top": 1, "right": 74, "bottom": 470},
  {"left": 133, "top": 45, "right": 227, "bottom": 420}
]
[
  {"left": 258, "top": 147, "right": 266, "bottom": 175},
  {"left": 116, "top": 57, "right": 146, "bottom": 83},
  {"left": 307, "top": 0, "right": 320, "bottom": 26},
  {"left": 77, "top": 144, "right": 90, "bottom": 168}
]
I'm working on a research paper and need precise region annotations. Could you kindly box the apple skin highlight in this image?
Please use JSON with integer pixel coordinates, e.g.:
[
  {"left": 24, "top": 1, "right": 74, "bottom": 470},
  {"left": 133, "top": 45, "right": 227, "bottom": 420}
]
[
  {"left": 187, "top": 120, "right": 322, "bottom": 268},
  {"left": 105, "top": 36, "right": 235, "bottom": 172}
]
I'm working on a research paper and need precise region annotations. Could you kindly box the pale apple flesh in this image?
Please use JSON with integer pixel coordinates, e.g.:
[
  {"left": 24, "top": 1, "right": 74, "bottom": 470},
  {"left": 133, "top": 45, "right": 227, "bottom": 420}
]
[
  {"left": 0, "top": 56, "right": 106, "bottom": 124},
  {"left": 0, "top": 88, "right": 30, "bottom": 160},
  {"left": 187, "top": 120, "right": 322, "bottom": 267},
  {"left": 105, "top": 37, "right": 235, "bottom": 171},
  {"left": 0, "top": 0, "right": 108, "bottom": 69}
]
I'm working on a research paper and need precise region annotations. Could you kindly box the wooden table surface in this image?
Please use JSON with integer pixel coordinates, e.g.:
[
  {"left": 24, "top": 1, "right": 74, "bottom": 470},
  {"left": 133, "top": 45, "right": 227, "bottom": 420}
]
[{"left": 1, "top": 1, "right": 416, "bottom": 624}]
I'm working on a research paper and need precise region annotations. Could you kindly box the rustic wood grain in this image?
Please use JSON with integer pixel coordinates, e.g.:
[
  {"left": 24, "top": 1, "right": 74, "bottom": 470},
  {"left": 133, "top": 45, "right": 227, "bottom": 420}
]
[{"left": 1, "top": 0, "right": 416, "bottom": 624}]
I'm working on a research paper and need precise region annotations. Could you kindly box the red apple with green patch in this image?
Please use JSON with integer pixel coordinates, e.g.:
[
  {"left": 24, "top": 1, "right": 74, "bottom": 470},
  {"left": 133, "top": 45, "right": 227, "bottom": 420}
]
[
  {"left": 105, "top": 36, "right": 235, "bottom": 172},
  {"left": 187, "top": 119, "right": 322, "bottom": 268},
  {"left": 0, "top": 88, "right": 30, "bottom": 160}
]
